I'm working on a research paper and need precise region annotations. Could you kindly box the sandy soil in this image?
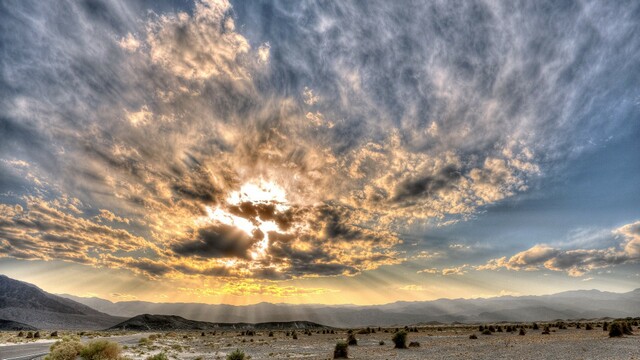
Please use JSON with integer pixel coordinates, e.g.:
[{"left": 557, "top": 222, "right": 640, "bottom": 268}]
[{"left": 118, "top": 326, "right": 640, "bottom": 360}]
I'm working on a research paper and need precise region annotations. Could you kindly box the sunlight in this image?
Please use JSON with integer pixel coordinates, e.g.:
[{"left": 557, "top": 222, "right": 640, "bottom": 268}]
[
  {"left": 203, "top": 179, "right": 293, "bottom": 261},
  {"left": 205, "top": 206, "right": 255, "bottom": 237},
  {"left": 227, "top": 179, "right": 289, "bottom": 207}
]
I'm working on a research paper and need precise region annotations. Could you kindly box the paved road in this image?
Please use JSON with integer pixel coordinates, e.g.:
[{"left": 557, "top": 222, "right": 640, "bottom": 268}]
[{"left": 0, "top": 333, "right": 148, "bottom": 360}]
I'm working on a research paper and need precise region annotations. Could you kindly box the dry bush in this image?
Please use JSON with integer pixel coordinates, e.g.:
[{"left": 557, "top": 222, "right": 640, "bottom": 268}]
[
  {"left": 226, "top": 349, "right": 245, "bottom": 360},
  {"left": 347, "top": 333, "right": 357, "bottom": 346},
  {"left": 392, "top": 331, "right": 407, "bottom": 349},
  {"left": 333, "top": 341, "right": 348, "bottom": 359},
  {"left": 46, "top": 338, "right": 83, "bottom": 360},
  {"left": 80, "top": 340, "right": 121, "bottom": 360}
]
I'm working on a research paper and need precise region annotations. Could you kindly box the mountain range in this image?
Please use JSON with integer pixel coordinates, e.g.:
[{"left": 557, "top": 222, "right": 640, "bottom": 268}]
[
  {"left": 109, "top": 314, "right": 329, "bottom": 331},
  {"left": 2, "top": 274, "right": 638, "bottom": 329},
  {"left": 61, "top": 288, "right": 640, "bottom": 328}
]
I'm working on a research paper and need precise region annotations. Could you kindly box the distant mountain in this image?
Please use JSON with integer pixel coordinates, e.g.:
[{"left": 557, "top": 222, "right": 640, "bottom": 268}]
[
  {"left": 108, "top": 314, "right": 330, "bottom": 331},
  {"left": 0, "top": 275, "right": 124, "bottom": 330},
  {"left": 62, "top": 288, "right": 640, "bottom": 328},
  {"left": 0, "top": 319, "right": 37, "bottom": 331}
]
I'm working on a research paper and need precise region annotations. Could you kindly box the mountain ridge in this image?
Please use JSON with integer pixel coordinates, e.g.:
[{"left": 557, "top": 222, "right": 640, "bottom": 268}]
[
  {"left": 60, "top": 287, "right": 640, "bottom": 328},
  {"left": 108, "top": 314, "right": 331, "bottom": 331}
]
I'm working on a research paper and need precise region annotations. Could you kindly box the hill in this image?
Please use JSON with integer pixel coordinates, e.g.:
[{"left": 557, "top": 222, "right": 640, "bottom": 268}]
[
  {"left": 108, "top": 314, "right": 330, "bottom": 331},
  {"left": 0, "top": 275, "right": 124, "bottom": 330}
]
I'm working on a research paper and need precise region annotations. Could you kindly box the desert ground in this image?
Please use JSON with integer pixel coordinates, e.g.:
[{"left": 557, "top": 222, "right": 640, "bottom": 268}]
[{"left": 1, "top": 324, "right": 639, "bottom": 360}]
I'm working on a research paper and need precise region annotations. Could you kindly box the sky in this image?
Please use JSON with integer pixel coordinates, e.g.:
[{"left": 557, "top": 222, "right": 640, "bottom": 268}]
[{"left": 0, "top": 0, "right": 639, "bottom": 306}]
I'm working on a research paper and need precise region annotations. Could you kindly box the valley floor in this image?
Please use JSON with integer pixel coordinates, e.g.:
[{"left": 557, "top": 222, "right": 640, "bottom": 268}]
[{"left": 1, "top": 326, "right": 639, "bottom": 360}]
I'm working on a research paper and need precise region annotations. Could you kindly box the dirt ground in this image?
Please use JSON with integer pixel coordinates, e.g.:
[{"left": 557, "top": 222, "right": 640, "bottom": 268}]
[
  {"left": 2, "top": 325, "right": 639, "bottom": 359},
  {"left": 122, "top": 325, "right": 640, "bottom": 360}
]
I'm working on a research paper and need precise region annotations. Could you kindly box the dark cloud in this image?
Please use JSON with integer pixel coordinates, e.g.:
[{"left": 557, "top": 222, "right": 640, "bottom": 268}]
[
  {"left": 171, "top": 223, "right": 261, "bottom": 260},
  {"left": 392, "top": 165, "right": 461, "bottom": 204},
  {"left": 227, "top": 201, "right": 304, "bottom": 231}
]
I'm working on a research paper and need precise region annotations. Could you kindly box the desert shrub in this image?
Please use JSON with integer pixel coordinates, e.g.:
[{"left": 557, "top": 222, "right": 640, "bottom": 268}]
[
  {"left": 80, "top": 340, "right": 121, "bottom": 360},
  {"left": 519, "top": 328, "right": 526, "bottom": 336},
  {"left": 496, "top": 326, "right": 503, "bottom": 332},
  {"left": 17, "top": 331, "right": 24, "bottom": 337},
  {"left": 576, "top": 323, "right": 581, "bottom": 329},
  {"left": 488, "top": 325, "right": 496, "bottom": 333},
  {"left": 481, "top": 329, "right": 492, "bottom": 335},
  {"left": 603, "top": 322, "right": 609, "bottom": 331},
  {"left": 292, "top": 331, "right": 298, "bottom": 340},
  {"left": 46, "top": 338, "right": 84, "bottom": 360},
  {"left": 357, "top": 328, "right": 369, "bottom": 335},
  {"left": 148, "top": 334, "right": 159, "bottom": 340},
  {"left": 347, "top": 333, "right": 357, "bottom": 346},
  {"left": 268, "top": 331, "right": 274, "bottom": 337},
  {"left": 226, "top": 349, "right": 245, "bottom": 360},
  {"left": 392, "top": 331, "right": 407, "bottom": 349},
  {"left": 585, "top": 323, "right": 593, "bottom": 330},
  {"left": 408, "top": 341, "right": 420, "bottom": 347},
  {"left": 245, "top": 330, "right": 255, "bottom": 336},
  {"left": 285, "top": 331, "right": 290, "bottom": 336},
  {"left": 469, "top": 334, "right": 478, "bottom": 339},
  {"left": 542, "top": 326, "right": 550, "bottom": 335},
  {"left": 333, "top": 341, "right": 348, "bottom": 359},
  {"left": 146, "top": 353, "right": 168, "bottom": 360},
  {"left": 622, "top": 322, "right": 634, "bottom": 335},
  {"left": 379, "top": 340, "right": 385, "bottom": 345},
  {"left": 532, "top": 323, "right": 539, "bottom": 330},
  {"left": 609, "top": 322, "right": 623, "bottom": 337},
  {"left": 50, "top": 331, "right": 58, "bottom": 337},
  {"left": 138, "top": 337, "right": 152, "bottom": 346},
  {"left": 478, "top": 325, "right": 484, "bottom": 331},
  {"left": 26, "top": 332, "right": 34, "bottom": 339}
]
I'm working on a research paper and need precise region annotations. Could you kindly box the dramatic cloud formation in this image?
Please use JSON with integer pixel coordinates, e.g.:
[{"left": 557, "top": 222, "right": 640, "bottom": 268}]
[
  {"left": 478, "top": 221, "right": 640, "bottom": 276},
  {"left": 0, "top": 0, "right": 638, "bottom": 295}
]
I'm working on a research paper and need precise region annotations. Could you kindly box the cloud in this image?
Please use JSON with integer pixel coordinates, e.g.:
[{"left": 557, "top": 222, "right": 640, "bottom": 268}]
[
  {"left": 136, "top": 0, "right": 260, "bottom": 81},
  {"left": 179, "top": 282, "right": 336, "bottom": 298},
  {"left": 172, "top": 223, "right": 262, "bottom": 260},
  {"left": 478, "top": 221, "right": 640, "bottom": 276},
  {"left": 441, "top": 265, "right": 469, "bottom": 276},
  {"left": 417, "top": 268, "right": 438, "bottom": 274},
  {"left": 97, "top": 209, "right": 130, "bottom": 224},
  {"left": 0, "top": 0, "right": 638, "bottom": 282},
  {"left": 0, "top": 197, "right": 152, "bottom": 267},
  {"left": 417, "top": 265, "right": 468, "bottom": 276},
  {"left": 111, "top": 293, "right": 138, "bottom": 301}
]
